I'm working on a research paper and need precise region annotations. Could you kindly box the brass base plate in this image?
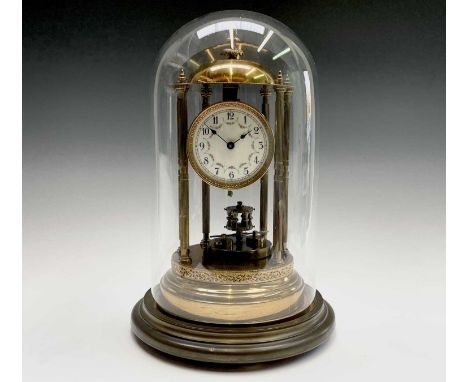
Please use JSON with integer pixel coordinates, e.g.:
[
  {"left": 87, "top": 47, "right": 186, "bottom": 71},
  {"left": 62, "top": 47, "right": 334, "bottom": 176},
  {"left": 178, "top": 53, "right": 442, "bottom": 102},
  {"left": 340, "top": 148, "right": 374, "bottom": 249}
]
[{"left": 131, "top": 289, "right": 335, "bottom": 364}]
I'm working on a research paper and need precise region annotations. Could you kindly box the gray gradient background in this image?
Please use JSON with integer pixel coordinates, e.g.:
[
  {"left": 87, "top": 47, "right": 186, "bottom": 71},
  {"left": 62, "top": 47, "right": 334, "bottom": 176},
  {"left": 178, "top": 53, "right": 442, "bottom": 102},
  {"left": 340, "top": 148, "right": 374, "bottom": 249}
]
[{"left": 23, "top": 1, "right": 445, "bottom": 381}]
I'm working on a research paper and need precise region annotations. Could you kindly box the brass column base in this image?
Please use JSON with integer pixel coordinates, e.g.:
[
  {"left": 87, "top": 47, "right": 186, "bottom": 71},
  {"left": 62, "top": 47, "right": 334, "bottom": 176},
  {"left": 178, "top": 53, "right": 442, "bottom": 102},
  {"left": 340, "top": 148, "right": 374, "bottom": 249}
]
[{"left": 131, "top": 289, "right": 335, "bottom": 364}]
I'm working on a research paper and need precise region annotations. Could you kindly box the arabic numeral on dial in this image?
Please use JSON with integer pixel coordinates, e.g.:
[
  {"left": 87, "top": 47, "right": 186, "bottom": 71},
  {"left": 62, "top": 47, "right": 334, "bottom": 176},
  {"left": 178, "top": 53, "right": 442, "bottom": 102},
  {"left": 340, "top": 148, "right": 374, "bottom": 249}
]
[
  {"left": 202, "top": 127, "right": 210, "bottom": 135},
  {"left": 199, "top": 142, "right": 205, "bottom": 150},
  {"left": 253, "top": 126, "right": 260, "bottom": 134},
  {"left": 227, "top": 111, "right": 234, "bottom": 120},
  {"left": 257, "top": 141, "right": 264, "bottom": 149},
  {"left": 254, "top": 156, "right": 259, "bottom": 164},
  {"left": 244, "top": 115, "right": 247, "bottom": 124},
  {"left": 203, "top": 157, "right": 209, "bottom": 165},
  {"left": 215, "top": 167, "right": 219, "bottom": 175},
  {"left": 243, "top": 167, "right": 249, "bottom": 175},
  {"left": 229, "top": 171, "right": 235, "bottom": 179},
  {"left": 213, "top": 116, "right": 218, "bottom": 124}
]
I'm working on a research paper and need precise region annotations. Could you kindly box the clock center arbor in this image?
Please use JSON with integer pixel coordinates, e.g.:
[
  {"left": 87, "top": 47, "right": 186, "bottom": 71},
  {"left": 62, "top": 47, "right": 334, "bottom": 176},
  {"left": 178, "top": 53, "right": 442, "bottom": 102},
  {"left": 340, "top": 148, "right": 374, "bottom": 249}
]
[{"left": 131, "top": 10, "right": 335, "bottom": 363}]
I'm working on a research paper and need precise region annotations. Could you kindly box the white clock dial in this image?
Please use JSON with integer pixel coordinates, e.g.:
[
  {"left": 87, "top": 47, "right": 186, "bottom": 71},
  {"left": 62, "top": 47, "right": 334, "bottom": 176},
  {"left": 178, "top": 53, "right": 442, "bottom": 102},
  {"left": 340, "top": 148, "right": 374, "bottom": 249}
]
[{"left": 188, "top": 101, "right": 274, "bottom": 189}]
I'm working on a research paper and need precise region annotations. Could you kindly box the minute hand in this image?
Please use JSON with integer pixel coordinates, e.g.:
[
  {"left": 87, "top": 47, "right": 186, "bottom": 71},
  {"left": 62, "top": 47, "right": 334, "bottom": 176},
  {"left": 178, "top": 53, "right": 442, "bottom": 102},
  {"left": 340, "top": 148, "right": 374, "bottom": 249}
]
[{"left": 207, "top": 127, "right": 228, "bottom": 143}]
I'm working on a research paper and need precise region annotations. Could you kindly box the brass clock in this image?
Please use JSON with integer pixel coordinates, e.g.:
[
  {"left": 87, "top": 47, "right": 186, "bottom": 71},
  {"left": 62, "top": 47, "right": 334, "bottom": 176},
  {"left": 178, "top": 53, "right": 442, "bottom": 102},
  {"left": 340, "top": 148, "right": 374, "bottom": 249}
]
[
  {"left": 188, "top": 101, "right": 274, "bottom": 189},
  {"left": 131, "top": 10, "right": 335, "bottom": 364}
]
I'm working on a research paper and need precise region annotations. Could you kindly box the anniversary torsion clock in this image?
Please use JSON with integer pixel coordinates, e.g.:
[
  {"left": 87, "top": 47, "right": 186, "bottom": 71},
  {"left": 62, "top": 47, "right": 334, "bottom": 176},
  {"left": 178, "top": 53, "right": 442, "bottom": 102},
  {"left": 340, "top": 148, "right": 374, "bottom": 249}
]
[{"left": 131, "top": 10, "right": 335, "bottom": 363}]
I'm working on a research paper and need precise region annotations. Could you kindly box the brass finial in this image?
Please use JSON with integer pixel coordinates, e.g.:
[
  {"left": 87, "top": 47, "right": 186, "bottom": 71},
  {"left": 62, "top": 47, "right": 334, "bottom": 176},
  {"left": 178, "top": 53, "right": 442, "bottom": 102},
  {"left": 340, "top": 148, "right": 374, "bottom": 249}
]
[
  {"left": 222, "top": 47, "right": 244, "bottom": 60},
  {"left": 175, "top": 68, "right": 188, "bottom": 92},
  {"left": 276, "top": 70, "right": 284, "bottom": 85},
  {"left": 284, "top": 73, "right": 293, "bottom": 94},
  {"left": 178, "top": 68, "right": 187, "bottom": 83},
  {"left": 260, "top": 85, "right": 272, "bottom": 97},
  {"left": 275, "top": 70, "right": 286, "bottom": 92}
]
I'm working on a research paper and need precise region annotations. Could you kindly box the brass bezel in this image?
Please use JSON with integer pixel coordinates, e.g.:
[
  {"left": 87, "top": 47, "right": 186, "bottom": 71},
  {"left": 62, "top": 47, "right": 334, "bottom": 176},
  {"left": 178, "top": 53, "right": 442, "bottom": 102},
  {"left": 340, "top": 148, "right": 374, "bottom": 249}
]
[{"left": 188, "top": 101, "right": 274, "bottom": 190}]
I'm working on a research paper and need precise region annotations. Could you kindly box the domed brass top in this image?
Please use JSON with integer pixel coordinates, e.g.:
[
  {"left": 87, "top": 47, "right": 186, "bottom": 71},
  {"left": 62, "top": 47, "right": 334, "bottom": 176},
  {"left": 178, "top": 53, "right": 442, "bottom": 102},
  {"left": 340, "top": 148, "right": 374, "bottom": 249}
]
[{"left": 190, "top": 60, "right": 274, "bottom": 85}]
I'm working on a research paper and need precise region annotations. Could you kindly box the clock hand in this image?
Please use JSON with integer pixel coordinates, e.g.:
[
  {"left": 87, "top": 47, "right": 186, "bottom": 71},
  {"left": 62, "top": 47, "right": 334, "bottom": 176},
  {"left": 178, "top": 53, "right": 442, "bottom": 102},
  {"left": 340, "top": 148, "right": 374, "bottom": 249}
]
[
  {"left": 207, "top": 126, "right": 228, "bottom": 144},
  {"left": 232, "top": 130, "right": 252, "bottom": 144},
  {"left": 204, "top": 124, "right": 237, "bottom": 150},
  {"left": 241, "top": 130, "right": 252, "bottom": 139}
]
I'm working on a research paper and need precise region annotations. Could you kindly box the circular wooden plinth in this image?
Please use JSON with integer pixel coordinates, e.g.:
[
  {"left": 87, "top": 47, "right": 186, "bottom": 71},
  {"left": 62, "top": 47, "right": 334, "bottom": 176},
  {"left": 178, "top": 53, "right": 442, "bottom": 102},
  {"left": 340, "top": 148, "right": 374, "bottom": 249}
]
[{"left": 131, "top": 289, "right": 335, "bottom": 364}]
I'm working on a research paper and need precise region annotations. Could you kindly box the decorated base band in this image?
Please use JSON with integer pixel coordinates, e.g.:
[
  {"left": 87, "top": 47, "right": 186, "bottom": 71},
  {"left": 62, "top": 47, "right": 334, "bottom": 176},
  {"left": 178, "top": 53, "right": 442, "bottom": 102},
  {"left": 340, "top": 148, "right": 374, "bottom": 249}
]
[{"left": 171, "top": 250, "right": 294, "bottom": 284}]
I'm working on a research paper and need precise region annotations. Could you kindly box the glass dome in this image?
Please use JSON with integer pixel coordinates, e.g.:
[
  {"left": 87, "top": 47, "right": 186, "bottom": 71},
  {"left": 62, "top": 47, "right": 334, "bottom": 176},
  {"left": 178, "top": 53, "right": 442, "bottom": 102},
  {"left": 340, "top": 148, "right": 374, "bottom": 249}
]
[{"left": 151, "top": 10, "right": 318, "bottom": 325}]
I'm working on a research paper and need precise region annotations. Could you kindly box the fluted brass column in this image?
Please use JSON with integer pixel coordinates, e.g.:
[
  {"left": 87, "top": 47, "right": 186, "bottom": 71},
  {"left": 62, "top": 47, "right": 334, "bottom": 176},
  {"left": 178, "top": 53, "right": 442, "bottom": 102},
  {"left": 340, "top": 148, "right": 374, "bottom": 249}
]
[
  {"left": 175, "top": 69, "right": 191, "bottom": 264},
  {"left": 260, "top": 85, "right": 271, "bottom": 233},
  {"left": 201, "top": 84, "right": 212, "bottom": 246},
  {"left": 273, "top": 71, "right": 286, "bottom": 262},
  {"left": 283, "top": 75, "right": 292, "bottom": 251}
]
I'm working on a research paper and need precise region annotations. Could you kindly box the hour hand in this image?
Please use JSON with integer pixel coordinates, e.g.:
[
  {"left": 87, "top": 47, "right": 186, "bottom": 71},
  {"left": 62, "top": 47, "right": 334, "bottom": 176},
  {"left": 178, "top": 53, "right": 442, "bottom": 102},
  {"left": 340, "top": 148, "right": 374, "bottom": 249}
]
[
  {"left": 233, "top": 130, "right": 252, "bottom": 143},
  {"left": 241, "top": 130, "right": 252, "bottom": 139}
]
